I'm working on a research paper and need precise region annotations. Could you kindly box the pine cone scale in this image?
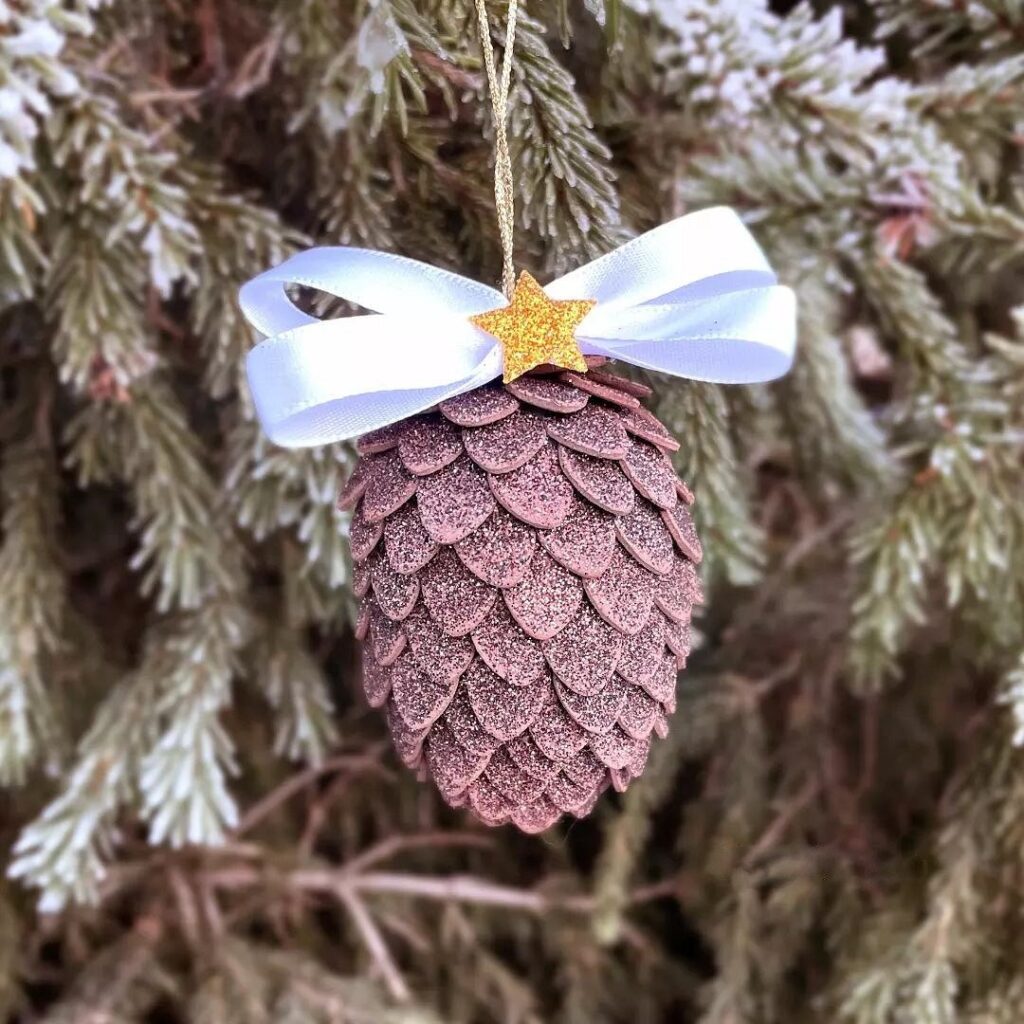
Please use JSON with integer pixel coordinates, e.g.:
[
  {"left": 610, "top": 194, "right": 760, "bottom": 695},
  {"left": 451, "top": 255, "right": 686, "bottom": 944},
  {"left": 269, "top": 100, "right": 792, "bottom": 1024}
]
[{"left": 346, "top": 369, "right": 702, "bottom": 831}]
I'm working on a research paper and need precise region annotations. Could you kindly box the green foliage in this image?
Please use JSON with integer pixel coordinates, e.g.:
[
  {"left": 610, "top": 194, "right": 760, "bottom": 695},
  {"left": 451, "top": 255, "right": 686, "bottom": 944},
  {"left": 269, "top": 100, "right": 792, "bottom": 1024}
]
[{"left": 0, "top": 0, "right": 1022, "bottom": 1020}]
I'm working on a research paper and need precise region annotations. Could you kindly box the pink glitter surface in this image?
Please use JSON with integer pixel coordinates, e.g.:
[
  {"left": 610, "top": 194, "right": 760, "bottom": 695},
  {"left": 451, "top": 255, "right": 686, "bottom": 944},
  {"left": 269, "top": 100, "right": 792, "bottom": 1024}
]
[
  {"left": 440, "top": 385, "right": 519, "bottom": 426},
  {"left": 564, "top": 748, "right": 607, "bottom": 789},
  {"left": 352, "top": 557, "right": 371, "bottom": 599},
  {"left": 349, "top": 365, "right": 703, "bottom": 834},
  {"left": 504, "top": 549, "right": 584, "bottom": 641},
  {"left": 547, "top": 404, "right": 629, "bottom": 459},
  {"left": 662, "top": 502, "right": 704, "bottom": 564},
  {"left": 560, "top": 371, "right": 641, "bottom": 410},
  {"left": 348, "top": 504, "right": 384, "bottom": 561},
  {"left": 356, "top": 421, "right": 404, "bottom": 455},
  {"left": 616, "top": 611, "right": 666, "bottom": 686},
  {"left": 542, "top": 602, "right": 623, "bottom": 696},
  {"left": 546, "top": 772, "right": 595, "bottom": 813},
  {"left": 539, "top": 498, "right": 617, "bottom": 579},
  {"left": 616, "top": 500, "right": 676, "bottom": 576},
  {"left": 390, "top": 657, "right": 458, "bottom": 732},
  {"left": 440, "top": 687, "right": 501, "bottom": 757},
  {"left": 337, "top": 461, "right": 369, "bottom": 511},
  {"left": 654, "top": 560, "right": 704, "bottom": 624},
  {"left": 654, "top": 711, "right": 670, "bottom": 739},
  {"left": 489, "top": 443, "right": 574, "bottom": 529},
  {"left": 454, "top": 507, "right": 537, "bottom": 589},
  {"left": 383, "top": 503, "right": 439, "bottom": 575},
  {"left": 583, "top": 368, "right": 653, "bottom": 400},
  {"left": 505, "top": 732, "right": 558, "bottom": 781},
  {"left": 529, "top": 689, "right": 589, "bottom": 761},
  {"left": 361, "top": 653, "right": 393, "bottom": 709},
  {"left": 470, "top": 600, "right": 548, "bottom": 688},
  {"left": 641, "top": 654, "right": 678, "bottom": 704},
  {"left": 403, "top": 604, "right": 475, "bottom": 684},
  {"left": 616, "top": 682, "right": 659, "bottom": 740},
  {"left": 468, "top": 776, "right": 512, "bottom": 825},
  {"left": 368, "top": 605, "right": 407, "bottom": 666},
  {"left": 558, "top": 447, "right": 635, "bottom": 516},
  {"left": 425, "top": 720, "right": 490, "bottom": 800},
  {"left": 484, "top": 747, "right": 549, "bottom": 803},
  {"left": 462, "top": 410, "right": 549, "bottom": 474},
  {"left": 621, "top": 406, "right": 681, "bottom": 452},
  {"left": 555, "top": 675, "right": 628, "bottom": 734},
  {"left": 465, "top": 657, "right": 546, "bottom": 742},
  {"left": 385, "top": 703, "right": 428, "bottom": 769},
  {"left": 397, "top": 415, "right": 463, "bottom": 476},
  {"left": 415, "top": 455, "right": 495, "bottom": 544},
  {"left": 505, "top": 374, "right": 590, "bottom": 413},
  {"left": 354, "top": 603, "right": 370, "bottom": 642},
  {"left": 590, "top": 725, "right": 643, "bottom": 770},
  {"left": 511, "top": 796, "right": 562, "bottom": 835},
  {"left": 420, "top": 547, "right": 498, "bottom": 636},
  {"left": 665, "top": 619, "right": 691, "bottom": 667},
  {"left": 360, "top": 450, "right": 418, "bottom": 523},
  {"left": 370, "top": 555, "right": 420, "bottom": 620},
  {"left": 584, "top": 547, "right": 655, "bottom": 636},
  {"left": 621, "top": 437, "right": 680, "bottom": 510}
]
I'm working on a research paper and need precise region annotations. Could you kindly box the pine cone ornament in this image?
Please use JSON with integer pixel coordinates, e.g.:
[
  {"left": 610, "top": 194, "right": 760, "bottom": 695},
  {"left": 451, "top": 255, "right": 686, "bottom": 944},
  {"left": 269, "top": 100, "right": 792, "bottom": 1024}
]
[{"left": 340, "top": 362, "right": 703, "bottom": 833}]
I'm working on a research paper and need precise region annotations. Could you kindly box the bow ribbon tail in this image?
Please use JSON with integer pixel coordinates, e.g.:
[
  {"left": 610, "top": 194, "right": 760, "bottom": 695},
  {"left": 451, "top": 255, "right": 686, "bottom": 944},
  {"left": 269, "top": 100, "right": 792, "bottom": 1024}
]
[
  {"left": 246, "top": 314, "right": 502, "bottom": 447},
  {"left": 577, "top": 287, "right": 796, "bottom": 384}
]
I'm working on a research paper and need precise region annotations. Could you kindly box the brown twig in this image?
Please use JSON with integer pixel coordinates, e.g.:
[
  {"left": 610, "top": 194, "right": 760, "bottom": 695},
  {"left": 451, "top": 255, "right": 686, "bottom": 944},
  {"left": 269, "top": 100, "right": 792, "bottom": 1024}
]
[
  {"left": 233, "top": 749, "right": 389, "bottom": 837},
  {"left": 336, "top": 888, "right": 411, "bottom": 1004},
  {"left": 298, "top": 770, "right": 359, "bottom": 857},
  {"left": 167, "top": 865, "right": 202, "bottom": 949},
  {"left": 225, "top": 27, "right": 282, "bottom": 99},
  {"left": 857, "top": 695, "right": 880, "bottom": 798},
  {"left": 202, "top": 862, "right": 677, "bottom": 916},
  {"left": 341, "top": 831, "right": 494, "bottom": 875},
  {"left": 744, "top": 778, "right": 820, "bottom": 867},
  {"left": 129, "top": 87, "right": 206, "bottom": 108}
]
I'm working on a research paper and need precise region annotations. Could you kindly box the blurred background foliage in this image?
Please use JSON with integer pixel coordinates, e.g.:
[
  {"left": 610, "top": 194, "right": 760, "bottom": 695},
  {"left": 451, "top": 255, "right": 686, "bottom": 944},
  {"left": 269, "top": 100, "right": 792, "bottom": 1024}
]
[{"left": 1, "top": 0, "right": 1024, "bottom": 1021}]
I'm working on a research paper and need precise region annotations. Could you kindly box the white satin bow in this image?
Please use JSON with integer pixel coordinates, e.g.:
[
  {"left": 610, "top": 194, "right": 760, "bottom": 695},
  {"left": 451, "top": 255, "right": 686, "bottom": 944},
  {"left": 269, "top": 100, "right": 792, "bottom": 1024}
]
[{"left": 239, "top": 206, "right": 796, "bottom": 448}]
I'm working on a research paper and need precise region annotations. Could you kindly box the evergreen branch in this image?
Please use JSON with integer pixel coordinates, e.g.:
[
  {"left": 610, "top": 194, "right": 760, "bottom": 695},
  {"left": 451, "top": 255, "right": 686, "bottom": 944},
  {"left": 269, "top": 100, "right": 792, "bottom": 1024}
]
[
  {"left": 251, "top": 625, "right": 339, "bottom": 765},
  {"left": 9, "top": 671, "right": 159, "bottom": 911},
  {"left": 226, "top": 414, "right": 351, "bottom": 601},
  {"left": 45, "top": 95, "right": 200, "bottom": 388},
  {"left": 0, "top": 178, "right": 47, "bottom": 302},
  {"left": 280, "top": 0, "right": 438, "bottom": 141},
  {"left": 776, "top": 273, "right": 896, "bottom": 495},
  {"left": 0, "top": 0, "right": 91, "bottom": 181},
  {"left": 856, "top": 254, "right": 973, "bottom": 391},
  {"left": 590, "top": 708, "right": 692, "bottom": 944},
  {"left": 190, "top": 187, "right": 304, "bottom": 400},
  {"left": 138, "top": 603, "right": 252, "bottom": 847},
  {"left": 998, "top": 652, "right": 1024, "bottom": 746},
  {"left": 505, "top": 8, "right": 626, "bottom": 273},
  {"left": 846, "top": 482, "right": 944, "bottom": 692},
  {"left": 657, "top": 381, "right": 765, "bottom": 587},
  {"left": 0, "top": 434, "right": 66, "bottom": 784},
  {"left": 874, "top": 0, "right": 1024, "bottom": 57},
  {"left": 67, "top": 381, "right": 245, "bottom": 612},
  {"left": 34, "top": 927, "right": 171, "bottom": 1024}
]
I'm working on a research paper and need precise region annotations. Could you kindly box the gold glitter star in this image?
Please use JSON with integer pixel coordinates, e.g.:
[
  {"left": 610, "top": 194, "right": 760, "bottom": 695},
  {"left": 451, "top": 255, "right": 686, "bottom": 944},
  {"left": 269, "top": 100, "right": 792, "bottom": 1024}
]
[{"left": 471, "top": 271, "right": 596, "bottom": 383}]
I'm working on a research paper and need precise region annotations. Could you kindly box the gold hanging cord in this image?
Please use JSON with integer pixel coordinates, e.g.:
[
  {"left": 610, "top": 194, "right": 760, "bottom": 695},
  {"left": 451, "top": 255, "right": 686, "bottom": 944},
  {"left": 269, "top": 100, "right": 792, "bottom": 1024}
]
[{"left": 473, "top": 0, "right": 520, "bottom": 298}]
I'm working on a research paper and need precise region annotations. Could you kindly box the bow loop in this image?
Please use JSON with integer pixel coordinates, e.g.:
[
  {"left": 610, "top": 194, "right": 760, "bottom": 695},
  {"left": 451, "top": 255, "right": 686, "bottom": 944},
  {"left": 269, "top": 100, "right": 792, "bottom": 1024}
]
[
  {"left": 240, "top": 207, "right": 797, "bottom": 448},
  {"left": 238, "top": 248, "right": 505, "bottom": 337}
]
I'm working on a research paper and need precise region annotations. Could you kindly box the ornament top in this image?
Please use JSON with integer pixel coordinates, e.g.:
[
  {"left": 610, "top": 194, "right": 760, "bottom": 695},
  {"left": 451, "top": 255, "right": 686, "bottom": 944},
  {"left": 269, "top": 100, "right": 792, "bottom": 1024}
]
[
  {"left": 471, "top": 271, "right": 595, "bottom": 382},
  {"left": 238, "top": 206, "right": 797, "bottom": 448}
]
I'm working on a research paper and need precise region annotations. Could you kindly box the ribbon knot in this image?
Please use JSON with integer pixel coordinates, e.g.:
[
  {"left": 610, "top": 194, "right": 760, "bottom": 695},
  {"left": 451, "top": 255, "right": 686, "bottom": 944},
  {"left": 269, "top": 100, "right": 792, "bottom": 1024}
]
[{"left": 239, "top": 206, "right": 797, "bottom": 448}]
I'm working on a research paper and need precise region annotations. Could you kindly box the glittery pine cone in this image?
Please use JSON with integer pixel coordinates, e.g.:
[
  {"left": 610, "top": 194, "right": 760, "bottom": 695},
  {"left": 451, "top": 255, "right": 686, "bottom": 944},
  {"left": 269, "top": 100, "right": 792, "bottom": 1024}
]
[{"left": 340, "top": 363, "right": 703, "bottom": 834}]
